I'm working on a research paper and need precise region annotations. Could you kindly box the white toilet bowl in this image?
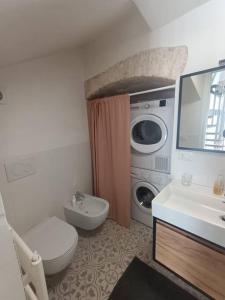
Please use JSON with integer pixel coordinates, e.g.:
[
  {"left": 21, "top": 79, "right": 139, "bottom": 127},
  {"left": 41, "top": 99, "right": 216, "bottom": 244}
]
[
  {"left": 23, "top": 216, "right": 78, "bottom": 275},
  {"left": 64, "top": 194, "right": 109, "bottom": 230}
]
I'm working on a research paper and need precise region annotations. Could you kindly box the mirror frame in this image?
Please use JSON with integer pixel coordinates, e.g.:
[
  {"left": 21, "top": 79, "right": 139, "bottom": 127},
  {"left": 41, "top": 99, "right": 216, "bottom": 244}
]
[{"left": 177, "top": 65, "right": 225, "bottom": 153}]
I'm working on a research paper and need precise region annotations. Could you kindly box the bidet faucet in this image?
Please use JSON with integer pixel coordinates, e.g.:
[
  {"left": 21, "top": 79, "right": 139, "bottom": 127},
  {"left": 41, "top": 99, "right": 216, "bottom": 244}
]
[
  {"left": 75, "top": 191, "right": 85, "bottom": 210},
  {"left": 75, "top": 191, "right": 85, "bottom": 202}
]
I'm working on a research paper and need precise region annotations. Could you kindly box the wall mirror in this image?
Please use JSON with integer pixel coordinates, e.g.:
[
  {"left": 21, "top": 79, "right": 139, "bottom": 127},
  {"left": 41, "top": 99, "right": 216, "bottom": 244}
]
[{"left": 177, "top": 65, "right": 225, "bottom": 153}]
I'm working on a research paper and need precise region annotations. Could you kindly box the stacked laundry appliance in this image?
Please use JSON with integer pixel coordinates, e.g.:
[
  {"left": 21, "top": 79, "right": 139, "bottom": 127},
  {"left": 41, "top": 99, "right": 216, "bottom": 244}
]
[{"left": 130, "top": 86, "right": 175, "bottom": 227}]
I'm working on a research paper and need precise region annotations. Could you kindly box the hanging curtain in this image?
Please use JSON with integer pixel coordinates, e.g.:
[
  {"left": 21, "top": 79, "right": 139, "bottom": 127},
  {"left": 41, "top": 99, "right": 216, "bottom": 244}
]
[{"left": 87, "top": 94, "right": 131, "bottom": 228}]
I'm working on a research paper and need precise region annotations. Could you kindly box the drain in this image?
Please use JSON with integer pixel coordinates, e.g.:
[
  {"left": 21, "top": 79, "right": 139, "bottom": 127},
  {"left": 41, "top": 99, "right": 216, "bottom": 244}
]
[{"left": 221, "top": 215, "right": 225, "bottom": 221}]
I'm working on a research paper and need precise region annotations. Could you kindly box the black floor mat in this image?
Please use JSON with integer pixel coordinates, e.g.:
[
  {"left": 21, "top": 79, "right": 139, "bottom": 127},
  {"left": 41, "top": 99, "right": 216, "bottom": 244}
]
[{"left": 109, "top": 257, "right": 198, "bottom": 300}]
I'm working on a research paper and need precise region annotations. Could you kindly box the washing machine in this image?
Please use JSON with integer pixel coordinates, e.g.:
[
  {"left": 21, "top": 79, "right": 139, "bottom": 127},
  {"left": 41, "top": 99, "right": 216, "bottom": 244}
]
[
  {"left": 131, "top": 166, "right": 171, "bottom": 227},
  {"left": 130, "top": 97, "right": 174, "bottom": 173}
]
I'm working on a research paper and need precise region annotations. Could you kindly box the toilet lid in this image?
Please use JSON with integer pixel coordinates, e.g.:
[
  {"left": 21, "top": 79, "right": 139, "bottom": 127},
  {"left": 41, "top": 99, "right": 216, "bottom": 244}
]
[{"left": 23, "top": 216, "right": 78, "bottom": 261}]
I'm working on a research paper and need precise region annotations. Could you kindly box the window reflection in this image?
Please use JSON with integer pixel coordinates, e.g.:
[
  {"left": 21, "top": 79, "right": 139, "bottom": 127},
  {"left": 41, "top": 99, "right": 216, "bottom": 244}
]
[
  {"left": 178, "top": 67, "right": 225, "bottom": 152},
  {"left": 204, "top": 71, "right": 225, "bottom": 151}
]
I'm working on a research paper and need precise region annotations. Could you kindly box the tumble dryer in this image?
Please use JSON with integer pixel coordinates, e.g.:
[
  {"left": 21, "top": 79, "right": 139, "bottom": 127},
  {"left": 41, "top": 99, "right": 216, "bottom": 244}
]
[{"left": 130, "top": 97, "right": 174, "bottom": 173}]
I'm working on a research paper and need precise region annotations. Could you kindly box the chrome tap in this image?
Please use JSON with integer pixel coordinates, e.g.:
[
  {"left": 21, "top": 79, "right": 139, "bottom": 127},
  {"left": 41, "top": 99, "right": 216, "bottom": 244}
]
[{"left": 75, "top": 191, "right": 85, "bottom": 208}]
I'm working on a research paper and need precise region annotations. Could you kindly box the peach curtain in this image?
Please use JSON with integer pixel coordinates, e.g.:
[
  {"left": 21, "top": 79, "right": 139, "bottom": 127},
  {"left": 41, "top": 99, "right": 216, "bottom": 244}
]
[{"left": 87, "top": 94, "right": 131, "bottom": 228}]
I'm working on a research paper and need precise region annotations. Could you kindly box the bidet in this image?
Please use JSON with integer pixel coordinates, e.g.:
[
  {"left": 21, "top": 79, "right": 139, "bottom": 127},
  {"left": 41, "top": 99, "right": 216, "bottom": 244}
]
[{"left": 64, "top": 193, "right": 109, "bottom": 230}]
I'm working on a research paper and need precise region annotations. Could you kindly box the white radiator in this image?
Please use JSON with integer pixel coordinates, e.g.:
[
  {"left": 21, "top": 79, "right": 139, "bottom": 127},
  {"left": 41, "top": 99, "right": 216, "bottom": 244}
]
[{"left": 11, "top": 227, "right": 49, "bottom": 300}]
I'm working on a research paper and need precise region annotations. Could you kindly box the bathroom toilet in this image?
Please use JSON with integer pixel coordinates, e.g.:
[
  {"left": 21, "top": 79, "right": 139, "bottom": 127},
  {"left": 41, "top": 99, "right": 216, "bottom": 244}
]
[
  {"left": 64, "top": 193, "right": 109, "bottom": 230},
  {"left": 23, "top": 216, "right": 78, "bottom": 275}
]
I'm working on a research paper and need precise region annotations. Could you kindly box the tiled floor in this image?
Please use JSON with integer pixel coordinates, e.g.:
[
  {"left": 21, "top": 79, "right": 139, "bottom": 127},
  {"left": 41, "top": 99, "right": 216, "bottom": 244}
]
[{"left": 47, "top": 219, "right": 210, "bottom": 300}]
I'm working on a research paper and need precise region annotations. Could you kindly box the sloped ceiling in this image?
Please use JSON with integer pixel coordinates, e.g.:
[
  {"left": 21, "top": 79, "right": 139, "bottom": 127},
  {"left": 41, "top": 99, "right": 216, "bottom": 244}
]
[
  {"left": 132, "top": 0, "right": 210, "bottom": 30},
  {"left": 0, "top": 0, "right": 210, "bottom": 68},
  {"left": 0, "top": 0, "right": 136, "bottom": 68}
]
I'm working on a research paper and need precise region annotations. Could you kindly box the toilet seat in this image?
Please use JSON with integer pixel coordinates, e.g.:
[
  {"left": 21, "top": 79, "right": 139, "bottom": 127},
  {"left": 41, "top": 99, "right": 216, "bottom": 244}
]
[{"left": 23, "top": 216, "right": 78, "bottom": 274}]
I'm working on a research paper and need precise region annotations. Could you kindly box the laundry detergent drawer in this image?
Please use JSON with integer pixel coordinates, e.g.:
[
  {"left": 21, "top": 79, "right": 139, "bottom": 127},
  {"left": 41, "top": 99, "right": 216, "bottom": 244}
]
[{"left": 154, "top": 220, "right": 225, "bottom": 300}]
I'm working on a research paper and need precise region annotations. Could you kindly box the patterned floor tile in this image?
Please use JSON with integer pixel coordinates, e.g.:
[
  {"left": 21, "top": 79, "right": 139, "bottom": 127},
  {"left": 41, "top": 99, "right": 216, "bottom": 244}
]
[
  {"left": 47, "top": 219, "right": 151, "bottom": 300},
  {"left": 47, "top": 219, "right": 210, "bottom": 300}
]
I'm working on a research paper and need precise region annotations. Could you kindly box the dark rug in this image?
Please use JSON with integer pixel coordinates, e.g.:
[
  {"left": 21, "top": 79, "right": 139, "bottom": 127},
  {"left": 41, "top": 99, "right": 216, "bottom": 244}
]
[{"left": 109, "top": 257, "right": 197, "bottom": 300}]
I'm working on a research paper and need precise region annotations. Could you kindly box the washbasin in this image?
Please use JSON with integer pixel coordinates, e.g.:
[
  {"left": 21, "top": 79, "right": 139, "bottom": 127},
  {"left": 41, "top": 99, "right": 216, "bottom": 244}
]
[{"left": 152, "top": 181, "right": 225, "bottom": 247}]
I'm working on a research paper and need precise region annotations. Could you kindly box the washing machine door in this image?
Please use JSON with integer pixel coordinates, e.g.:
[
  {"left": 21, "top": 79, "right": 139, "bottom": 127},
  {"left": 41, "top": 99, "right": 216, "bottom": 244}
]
[
  {"left": 131, "top": 114, "right": 167, "bottom": 154},
  {"left": 133, "top": 181, "right": 159, "bottom": 214}
]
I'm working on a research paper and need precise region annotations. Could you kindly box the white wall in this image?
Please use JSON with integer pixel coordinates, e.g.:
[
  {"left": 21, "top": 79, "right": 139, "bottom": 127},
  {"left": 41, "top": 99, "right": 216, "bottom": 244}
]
[
  {"left": 0, "top": 49, "right": 92, "bottom": 234},
  {"left": 82, "top": 0, "right": 225, "bottom": 187},
  {"left": 150, "top": 0, "right": 225, "bottom": 187}
]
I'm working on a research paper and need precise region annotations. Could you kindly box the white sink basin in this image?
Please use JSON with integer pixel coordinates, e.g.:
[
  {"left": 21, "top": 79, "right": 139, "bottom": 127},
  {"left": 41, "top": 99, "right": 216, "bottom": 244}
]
[{"left": 152, "top": 181, "right": 225, "bottom": 248}]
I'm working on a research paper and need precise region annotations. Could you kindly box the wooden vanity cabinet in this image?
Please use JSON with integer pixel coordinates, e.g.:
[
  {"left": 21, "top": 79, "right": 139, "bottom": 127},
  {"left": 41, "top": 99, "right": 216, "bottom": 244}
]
[{"left": 153, "top": 218, "right": 225, "bottom": 300}]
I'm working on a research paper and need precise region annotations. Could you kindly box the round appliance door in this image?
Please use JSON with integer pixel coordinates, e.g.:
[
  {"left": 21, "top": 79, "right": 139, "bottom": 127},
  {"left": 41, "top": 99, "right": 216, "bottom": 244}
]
[
  {"left": 133, "top": 181, "right": 159, "bottom": 214},
  {"left": 131, "top": 114, "right": 167, "bottom": 154}
]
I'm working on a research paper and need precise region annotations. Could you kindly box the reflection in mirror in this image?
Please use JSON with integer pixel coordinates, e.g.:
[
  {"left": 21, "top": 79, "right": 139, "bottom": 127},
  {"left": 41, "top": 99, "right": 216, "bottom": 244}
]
[{"left": 177, "top": 66, "right": 225, "bottom": 152}]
